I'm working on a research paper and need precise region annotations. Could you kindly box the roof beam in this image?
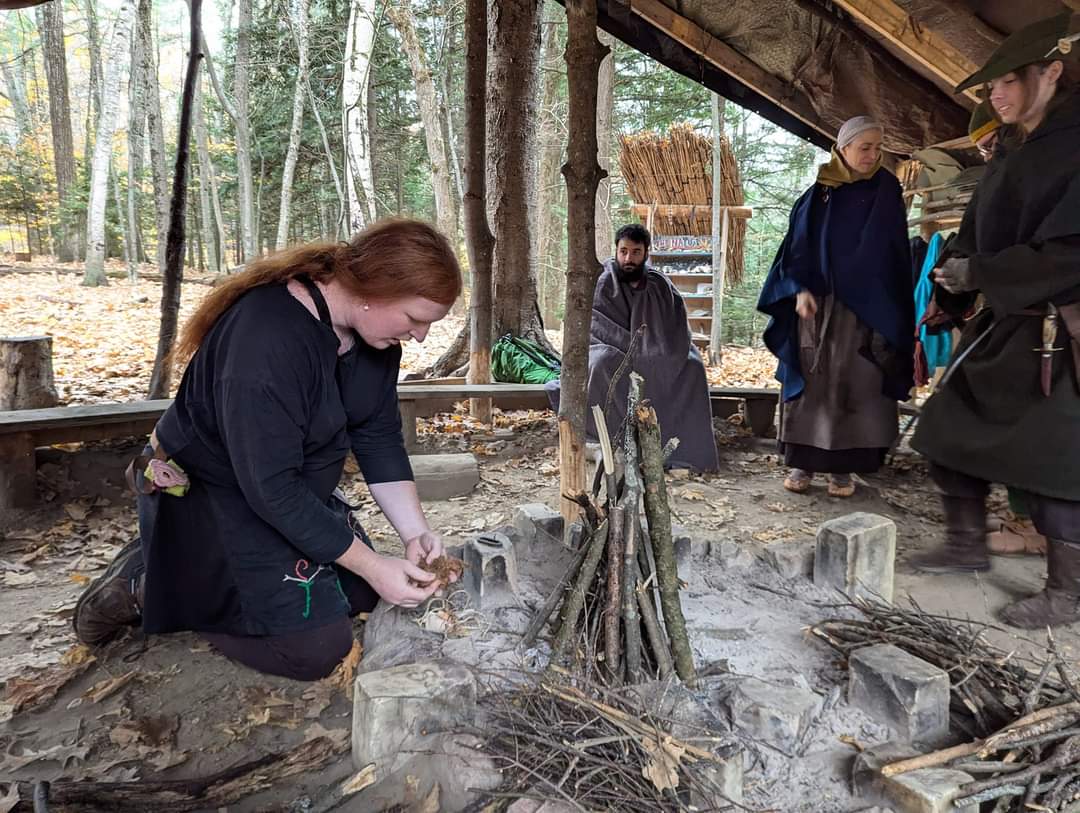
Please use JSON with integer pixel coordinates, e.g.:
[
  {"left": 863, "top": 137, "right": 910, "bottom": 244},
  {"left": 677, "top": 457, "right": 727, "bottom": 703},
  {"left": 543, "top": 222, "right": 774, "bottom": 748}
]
[
  {"left": 626, "top": 0, "right": 832, "bottom": 140},
  {"left": 832, "top": 0, "right": 981, "bottom": 103}
]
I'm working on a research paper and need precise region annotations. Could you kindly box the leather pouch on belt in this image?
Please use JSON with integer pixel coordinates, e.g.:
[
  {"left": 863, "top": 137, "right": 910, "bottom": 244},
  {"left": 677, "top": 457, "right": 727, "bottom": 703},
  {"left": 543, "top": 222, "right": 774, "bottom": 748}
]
[{"left": 1057, "top": 302, "right": 1080, "bottom": 394}]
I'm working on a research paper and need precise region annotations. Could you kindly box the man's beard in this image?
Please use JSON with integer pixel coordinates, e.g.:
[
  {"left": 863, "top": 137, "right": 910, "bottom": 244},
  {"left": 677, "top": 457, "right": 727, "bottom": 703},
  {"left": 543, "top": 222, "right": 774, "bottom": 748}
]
[{"left": 615, "top": 262, "right": 645, "bottom": 284}]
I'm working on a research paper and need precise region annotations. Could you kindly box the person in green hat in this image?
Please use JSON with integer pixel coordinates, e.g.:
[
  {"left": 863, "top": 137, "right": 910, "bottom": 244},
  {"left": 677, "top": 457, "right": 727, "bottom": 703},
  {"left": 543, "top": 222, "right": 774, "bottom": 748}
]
[
  {"left": 910, "top": 12, "right": 1080, "bottom": 629},
  {"left": 967, "top": 99, "right": 1001, "bottom": 159}
]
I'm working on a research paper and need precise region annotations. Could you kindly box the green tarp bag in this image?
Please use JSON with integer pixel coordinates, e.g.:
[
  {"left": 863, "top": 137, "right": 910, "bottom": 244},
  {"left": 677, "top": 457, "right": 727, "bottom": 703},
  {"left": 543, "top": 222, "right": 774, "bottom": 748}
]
[{"left": 490, "top": 334, "right": 561, "bottom": 384}]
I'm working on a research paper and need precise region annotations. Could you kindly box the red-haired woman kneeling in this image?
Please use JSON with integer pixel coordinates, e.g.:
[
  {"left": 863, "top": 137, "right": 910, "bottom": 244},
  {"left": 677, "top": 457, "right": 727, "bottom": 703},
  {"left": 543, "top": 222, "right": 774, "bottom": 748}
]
[{"left": 73, "top": 218, "right": 462, "bottom": 680}]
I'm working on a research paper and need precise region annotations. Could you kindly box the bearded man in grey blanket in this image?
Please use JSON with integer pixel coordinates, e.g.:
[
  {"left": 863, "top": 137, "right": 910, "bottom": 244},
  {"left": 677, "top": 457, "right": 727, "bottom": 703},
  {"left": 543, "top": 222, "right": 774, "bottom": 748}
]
[{"left": 545, "top": 224, "right": 719, "bottom": 471}]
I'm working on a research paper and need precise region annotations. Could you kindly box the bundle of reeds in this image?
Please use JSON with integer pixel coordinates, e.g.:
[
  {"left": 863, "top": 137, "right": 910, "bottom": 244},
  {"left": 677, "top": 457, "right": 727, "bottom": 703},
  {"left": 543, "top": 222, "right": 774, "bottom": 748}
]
[{"left": 619, "top": 123, "right": 745, "bottom": 283}]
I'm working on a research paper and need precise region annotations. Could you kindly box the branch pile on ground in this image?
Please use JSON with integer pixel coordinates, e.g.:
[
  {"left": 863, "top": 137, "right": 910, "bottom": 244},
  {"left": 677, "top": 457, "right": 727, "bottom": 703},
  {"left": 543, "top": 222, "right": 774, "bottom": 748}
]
[
  {"left": 619, "top": 123, "right": 745, "bottom": 284},
  {"left": 470, "top": 674, "right": 740, "bottom": 812},
  {"left": 522, "top": 371, "right": 697, "bottom": 688},
  {"left": 813, "top": 598, "right": 1080, "bottom": 811},
  {"left": 812, "top": 597, "right": 1076, "bottom": 737}
]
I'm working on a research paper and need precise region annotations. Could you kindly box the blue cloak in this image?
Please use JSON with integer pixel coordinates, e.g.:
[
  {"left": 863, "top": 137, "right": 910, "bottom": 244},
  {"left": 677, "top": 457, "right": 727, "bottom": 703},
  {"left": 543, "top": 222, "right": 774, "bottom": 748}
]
[{"left": 757, "top": 170, "right": 915, "bottom": 402}]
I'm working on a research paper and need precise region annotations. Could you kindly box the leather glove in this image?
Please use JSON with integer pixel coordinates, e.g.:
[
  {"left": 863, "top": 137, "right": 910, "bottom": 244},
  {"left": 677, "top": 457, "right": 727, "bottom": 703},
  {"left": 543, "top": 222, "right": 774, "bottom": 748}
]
[{"left": 934, "top": 257, "right": 975, "bottom": 294}]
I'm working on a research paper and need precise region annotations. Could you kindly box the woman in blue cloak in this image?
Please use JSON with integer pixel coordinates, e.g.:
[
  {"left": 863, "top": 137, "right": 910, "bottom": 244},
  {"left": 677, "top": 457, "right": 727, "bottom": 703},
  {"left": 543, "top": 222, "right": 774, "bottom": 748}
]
[{"left": 757, "top": 117, "right": 914, "bottom": 497}]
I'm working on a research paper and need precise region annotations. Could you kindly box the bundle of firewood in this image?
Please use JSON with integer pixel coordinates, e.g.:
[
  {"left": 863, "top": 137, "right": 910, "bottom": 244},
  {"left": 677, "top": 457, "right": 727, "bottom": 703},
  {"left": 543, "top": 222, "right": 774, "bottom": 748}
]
[{"left": 522, "top": 371, "right": 697, "bottom": 687}]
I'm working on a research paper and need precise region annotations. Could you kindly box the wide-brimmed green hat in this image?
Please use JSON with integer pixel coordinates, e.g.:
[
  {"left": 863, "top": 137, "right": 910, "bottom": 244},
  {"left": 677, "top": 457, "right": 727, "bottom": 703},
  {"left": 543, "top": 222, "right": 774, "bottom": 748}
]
[
  {"left": 968, "top": 100, "right": 999, "bottom": 143},
  {"left": 956, "top": 12, "right": 1080, "bottom": 92}
]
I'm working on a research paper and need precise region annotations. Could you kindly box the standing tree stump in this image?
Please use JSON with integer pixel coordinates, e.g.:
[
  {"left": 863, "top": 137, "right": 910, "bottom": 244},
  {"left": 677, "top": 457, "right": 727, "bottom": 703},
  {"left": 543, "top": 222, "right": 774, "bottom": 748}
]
[{"left": 0, "top": 336, "right": 60, "bottom": 410}]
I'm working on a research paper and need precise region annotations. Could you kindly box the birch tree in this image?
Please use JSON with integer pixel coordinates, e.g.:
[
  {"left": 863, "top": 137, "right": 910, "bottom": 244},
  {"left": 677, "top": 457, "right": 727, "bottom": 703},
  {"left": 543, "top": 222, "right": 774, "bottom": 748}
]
[
  {"left": 342, "top": 0, "right": 377, "bottom": 232},
  {"left": 386, "top": 3, "right": 457, "bottom": 240},
  {"left": 234, "top": 0, "right": 256, "bottom": 260},
  {"left": 194, "top": 80, "right": 224, "bottom": 273},
  {"left": 275, "top": 0, "right": 310, "bottom": 250},
  {"left": 595, "top": 28, "right": 614, "bottom": 258},
  {"left": 83, "top": 0, "right": 135, "bottom": 286},
  {"left": 136, "top": 0, "right": 171, "bottom": 272},
  {"left": 36, "top": 3, "right": 77, "bottom": 262}
]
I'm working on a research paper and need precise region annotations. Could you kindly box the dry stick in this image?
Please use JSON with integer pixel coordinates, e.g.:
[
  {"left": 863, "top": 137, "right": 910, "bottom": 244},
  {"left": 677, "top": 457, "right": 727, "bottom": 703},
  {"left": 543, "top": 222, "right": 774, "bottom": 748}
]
[
  {"left": 882, "top": 702, "right": 1080, "bottom": 777},
  {"left": 635, "top": 400, "right": 696, "bottom": 687},
  {"left": 549, "top": 518, "right": 610, "bottom": 665},
  {"left": 621, "top": 373, "right": 644, "bottom": 684},
  {"left": 636, "top": 566, "right": 675, "bottom": 679},
  {"left": 520, "top": 537, "right": 593, "bottom": 649},
  {"left": 954, "top": 736, "right": 1080, "bottom": 805},
  {"left": 593, "top": 403, "right": 623, "bottom": 685}
]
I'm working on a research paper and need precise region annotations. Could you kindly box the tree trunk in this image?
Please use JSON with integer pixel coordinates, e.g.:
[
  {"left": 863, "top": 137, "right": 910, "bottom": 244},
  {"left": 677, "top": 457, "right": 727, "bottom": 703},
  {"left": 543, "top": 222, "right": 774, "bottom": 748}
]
[
  {"left": 83, "top": 0, "right": 135, "bottom": 287},
  {"left": 234, "top": 0, "right": 256, "bottom": 260},
  {"left": 193, "top": 81, "right": 221, "bottom": 273},
  {"left": 0, "top": 336, "right": 59, "bottom": 410},
  {"left": 36, "top": 0, "right": 78, "bottom": 263},
  {"left": 126, "top": 4, "right": 148, "bottom": 276},
  {"left": 558, "top": 0, "right": 606, "bottom": 523},
  {"left": 488, "top": 0, "right": 549, "bottom": 348},
  {"left": 464, "top": 0, "right": 494, "bottom": 420},
  {"left": 148, "top": 0, "right": 202, "bottom": 399},
  {"left": 594, "top": 28, "right": 614, "bottom": 259},
  {"left": 387, "top": 4, "right": 458, "bottom": 240},
  {"left": 275, "top": 0, "right": 309, "bottom": 250},
  {"left": 110, "top": 160, "right": 132, "bottom": 270},
  {"left": 304, "top": 74, "right": 347, "bottom": 239},
  {"left": 137, "top": 0, "right": 171, "bottom": 273},
  {"left": 342, "top": 0, "right": 377, "bottom": 232},
  {"left": 536, "top": 6, "right": 566, "bottom": 327}
]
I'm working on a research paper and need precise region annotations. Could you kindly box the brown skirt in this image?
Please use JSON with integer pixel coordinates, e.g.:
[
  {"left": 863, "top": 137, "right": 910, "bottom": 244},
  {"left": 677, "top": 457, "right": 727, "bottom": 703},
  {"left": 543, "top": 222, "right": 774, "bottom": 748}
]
[{"left": 779, "top": 296, "right": 898, "bottom": 473}]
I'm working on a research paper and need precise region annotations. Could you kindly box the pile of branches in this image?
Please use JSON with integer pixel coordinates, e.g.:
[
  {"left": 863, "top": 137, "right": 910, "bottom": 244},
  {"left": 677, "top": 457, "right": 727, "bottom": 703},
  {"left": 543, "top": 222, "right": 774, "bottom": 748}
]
[
  {"left": 811, "top": 597, "right": 1077, "bottom": 737},
  {"left": 813, "top": 598, "right": 1080, "bottom": 811},
  {"left": 522, "top": 371, "right": 697, "bottom": 688},
  {"left": 470, "top": 674, "right": 741, "bottom": 812}
]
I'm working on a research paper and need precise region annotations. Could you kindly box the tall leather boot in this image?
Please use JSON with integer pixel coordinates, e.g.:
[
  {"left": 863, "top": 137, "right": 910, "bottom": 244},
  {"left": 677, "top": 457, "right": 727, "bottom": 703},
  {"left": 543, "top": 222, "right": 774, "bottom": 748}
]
[
  {"left": 910, "top": 495, "right": 990, "bottom": 573},
  {"left": 1000, "top": 539, "right": 1080, "bottom": 628}
]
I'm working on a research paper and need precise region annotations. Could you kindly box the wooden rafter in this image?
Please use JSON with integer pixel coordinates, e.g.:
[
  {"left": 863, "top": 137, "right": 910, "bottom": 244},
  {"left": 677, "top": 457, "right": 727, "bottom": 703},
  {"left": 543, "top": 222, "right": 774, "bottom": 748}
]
[
  {"left": 832, "top": 0, "right": 981, "bottom": 103},
  {"left": 627, "top": 0, "right": 832, "bottom": 142}
]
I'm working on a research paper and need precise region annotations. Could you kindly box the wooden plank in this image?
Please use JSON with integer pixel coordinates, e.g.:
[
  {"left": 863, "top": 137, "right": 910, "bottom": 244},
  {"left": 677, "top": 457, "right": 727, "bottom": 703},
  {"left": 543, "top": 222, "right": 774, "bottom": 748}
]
[
  {"left": 396, "top": 383, "right": 548, "bottom": 400},
  {"left": 832, "top": 0, "right": 981, "bottom": 103},
  {"left": 0, "top": 400, "right": 172, "bottom": 433},
  {"left": 629, "top": 0, "right": 832, "bottom": 141}
]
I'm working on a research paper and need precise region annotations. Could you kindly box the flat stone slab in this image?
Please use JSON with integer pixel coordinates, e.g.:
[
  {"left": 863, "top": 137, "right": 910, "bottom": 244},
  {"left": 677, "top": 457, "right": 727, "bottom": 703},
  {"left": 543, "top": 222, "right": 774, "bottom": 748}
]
[
  {"left": 727, "top": 677, "right": 822, "bottom": 756},
  {"left": 884, "top": 768, "right": 974, "bottom": 813},
  {"left": 814, "top": 512, "right": 896, "bottom": 601},
  {"left": 514, "top": 502, "right": 563, "bottom": 547},
  {"left": 410, "top": 453, "right": 480, "bottom": 501},
  {"left": 849, "top": 644, "right": 950, "bottom": 746},
  {"left": 764, "top": 540, "right": 815, "bottom": 580},
  {"left": 352, "top": 660, "right": 476, "bottom": 771}
]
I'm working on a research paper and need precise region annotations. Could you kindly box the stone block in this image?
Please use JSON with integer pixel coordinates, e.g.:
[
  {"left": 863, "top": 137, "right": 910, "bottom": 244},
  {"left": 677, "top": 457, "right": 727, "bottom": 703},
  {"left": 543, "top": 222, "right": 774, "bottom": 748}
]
[
  {"left": 814, "top": 512, "right": 896, "bottom": 601},
  {"left": 884, "top": 768, "right": 974, "bottom": 813},
  {"left": 764, "top": 540, "right": 815, "bottom": 580},
  {"left": 361, "top": 600, "right": 443, "bottom": 673},
  {"left": 409, "top": 453, "right": 480, "bottom": 501},
  {"left": 852, "top": 741, "right": 920, "bottom": 801},
  {"left": 463, "top": 531, "right": 522, "bottom": 608},
  {"left": 711, "top": 539, "right": 755, "bottom": 571},
  {"left": 514, "top": 503, "right": 564, "bottom": 547},
  {"left": 849, "top": 644, "right": 950, "bottom": 746},
  {"left": 352, "top": 660, "right": 476, "bottom": 771},
  {"left": 727, "top": 678, "right": 823, "bottom": 756}
]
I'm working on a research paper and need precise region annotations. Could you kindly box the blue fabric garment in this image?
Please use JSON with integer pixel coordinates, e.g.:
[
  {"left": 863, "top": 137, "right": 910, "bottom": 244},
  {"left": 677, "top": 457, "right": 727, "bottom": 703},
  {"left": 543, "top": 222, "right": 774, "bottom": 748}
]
[
  {"left": 913, "top": 232, "right": 953, "bottom": 373},
  {"left": 757, "top": 170, "right": 914, "bottom": 402}
]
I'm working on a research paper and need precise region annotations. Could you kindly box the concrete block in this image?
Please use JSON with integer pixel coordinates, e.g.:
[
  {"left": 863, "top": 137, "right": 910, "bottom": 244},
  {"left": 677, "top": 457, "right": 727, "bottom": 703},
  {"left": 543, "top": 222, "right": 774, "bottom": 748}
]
[
  {"left": 463, "top": 531, "right": 522, "bottom": 608},
  {"left": 852, "top": 741, "right": 920, "bottom": 801},
  {"left": 727, "top": 678, "right": 823, "bottom": 756},
  {"left": 884, "top": 768, "right": 974, "bottom": 813},
  {"left": 764, "top": 540, "right": 814, "bottom": 580},
  {"left": 352, "top": 660, "right": 476, "bottom": 771},
  {"left": 814, "top": 512, "right": 896, "bottom": 601},
  {"left": 514, "top": 503, "right": 563, "bottom": 547},
  {"left": 849, "top": 645, "right": 950, "bottom": 746},
  {"left": 711, "top": 539, "right": 755, "bottom": 571},
  {"left": 409, "top": 453, "right": 480, "bottom": 501}
]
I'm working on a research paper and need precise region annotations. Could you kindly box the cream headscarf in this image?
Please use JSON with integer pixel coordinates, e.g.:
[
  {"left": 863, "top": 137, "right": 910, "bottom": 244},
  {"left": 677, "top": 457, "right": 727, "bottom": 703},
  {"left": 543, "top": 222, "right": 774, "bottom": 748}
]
[{"left": 817, "top": 116, "right": 884, "bottom": 188}]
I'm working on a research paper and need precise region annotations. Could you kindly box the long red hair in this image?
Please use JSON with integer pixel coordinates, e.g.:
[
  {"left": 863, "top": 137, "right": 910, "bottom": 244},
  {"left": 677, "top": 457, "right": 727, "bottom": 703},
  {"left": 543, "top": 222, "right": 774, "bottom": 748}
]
[{"left": 175, "top": 218, "right": 462, "bottom": 363}]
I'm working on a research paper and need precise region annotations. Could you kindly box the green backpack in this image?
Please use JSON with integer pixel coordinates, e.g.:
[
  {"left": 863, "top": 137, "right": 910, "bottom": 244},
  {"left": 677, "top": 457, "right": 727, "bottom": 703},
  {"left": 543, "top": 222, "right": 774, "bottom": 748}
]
[{"left": 490, "top": 334, "right": 561, "bottom": 384}]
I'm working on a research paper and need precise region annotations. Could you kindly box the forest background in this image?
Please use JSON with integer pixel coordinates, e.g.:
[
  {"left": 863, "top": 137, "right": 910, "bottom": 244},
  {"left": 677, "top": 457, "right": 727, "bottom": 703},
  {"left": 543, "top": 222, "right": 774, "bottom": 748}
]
[{"left": 0, "top": 0, "right": 826, "bottom": 350}]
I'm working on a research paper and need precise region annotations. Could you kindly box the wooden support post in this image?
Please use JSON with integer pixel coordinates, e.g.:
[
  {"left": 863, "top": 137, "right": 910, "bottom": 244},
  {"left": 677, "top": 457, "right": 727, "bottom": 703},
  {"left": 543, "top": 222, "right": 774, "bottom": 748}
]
[
  {"left": 399, "top": 401, "right": 418, "bottom": 451},
  {"left": 709, "top": 208, "right": 729, "bottom": 366},
  {"left": 744, "top": 396, "right": 776, "bottom": 437},
  {"left": 0, "top": 431, "right": 35, "bottom": 509}
]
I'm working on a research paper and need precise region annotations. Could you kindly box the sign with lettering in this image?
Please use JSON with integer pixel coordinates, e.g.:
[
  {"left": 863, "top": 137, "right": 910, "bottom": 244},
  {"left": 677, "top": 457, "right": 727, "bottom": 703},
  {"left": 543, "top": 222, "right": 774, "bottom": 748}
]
[{"left": 651, "top": 234, "right": 712, "bottom": 254}]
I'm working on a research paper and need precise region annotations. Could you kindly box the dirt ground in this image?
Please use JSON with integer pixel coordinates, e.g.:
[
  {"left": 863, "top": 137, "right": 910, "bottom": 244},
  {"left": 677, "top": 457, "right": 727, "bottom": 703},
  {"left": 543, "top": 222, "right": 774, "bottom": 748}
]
[
  {"left": 3, "top": 411, "right": 1077, "bottom": 811},
  {"left": 3, "top": 264, "right": 1079, "bottom": 810}
]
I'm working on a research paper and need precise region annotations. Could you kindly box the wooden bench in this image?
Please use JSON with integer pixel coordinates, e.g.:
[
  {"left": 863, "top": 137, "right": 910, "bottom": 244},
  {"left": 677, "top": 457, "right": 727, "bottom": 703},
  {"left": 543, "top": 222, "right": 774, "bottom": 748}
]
[{"left": 0, "top": 383, "right": 811, "bottom": 508}]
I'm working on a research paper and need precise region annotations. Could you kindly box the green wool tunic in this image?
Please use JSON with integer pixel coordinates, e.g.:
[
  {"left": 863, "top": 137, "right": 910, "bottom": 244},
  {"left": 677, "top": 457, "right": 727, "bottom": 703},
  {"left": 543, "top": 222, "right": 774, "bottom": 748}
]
[{"left": 912, "top": 90, "right": 1080, "bottom": 501}]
